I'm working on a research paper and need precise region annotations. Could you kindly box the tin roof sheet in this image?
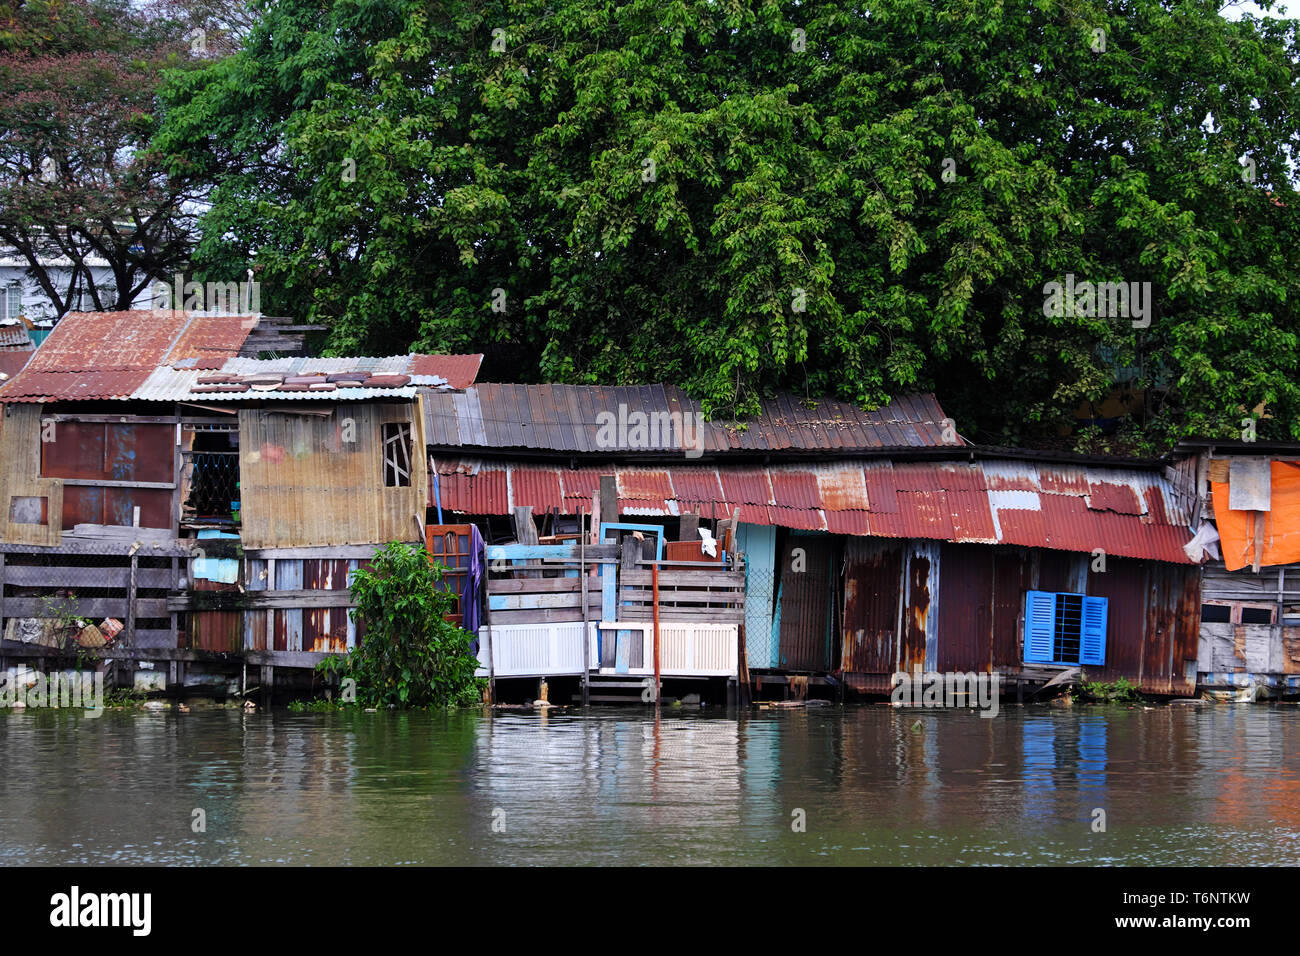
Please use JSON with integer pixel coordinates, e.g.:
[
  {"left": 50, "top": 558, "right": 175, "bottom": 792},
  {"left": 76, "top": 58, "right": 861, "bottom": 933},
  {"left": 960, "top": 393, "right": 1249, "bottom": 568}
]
[
  {"left": 421, "top": 384, "right": 952, "bottom": 456},
  {"left": 428, "top": 456, "right": 1194, "bottom": 562},
  {"left": 0, "top": 310, "right": 481, "bottom": 403}
]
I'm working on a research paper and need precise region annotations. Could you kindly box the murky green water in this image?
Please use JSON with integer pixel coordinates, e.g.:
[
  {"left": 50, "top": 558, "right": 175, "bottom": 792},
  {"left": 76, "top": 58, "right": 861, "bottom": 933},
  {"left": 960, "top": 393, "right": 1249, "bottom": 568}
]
[{"left": 0, "top": 703, "right": 1297, "bottom": 865}]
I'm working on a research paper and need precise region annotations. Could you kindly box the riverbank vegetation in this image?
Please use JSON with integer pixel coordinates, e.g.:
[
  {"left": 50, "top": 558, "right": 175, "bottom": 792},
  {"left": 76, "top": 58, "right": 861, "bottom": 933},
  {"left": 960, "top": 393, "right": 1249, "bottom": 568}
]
[
  {"left": 315, "top": 542, "right": 484, "bottom": 709},
  {"left": 153, "top": 0, "right": 1300, "bottom": 453}
]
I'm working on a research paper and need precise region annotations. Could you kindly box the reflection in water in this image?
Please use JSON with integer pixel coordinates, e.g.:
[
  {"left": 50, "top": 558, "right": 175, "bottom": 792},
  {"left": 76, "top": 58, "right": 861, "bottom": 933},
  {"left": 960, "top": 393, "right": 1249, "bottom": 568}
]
[{"left": 0, "top": 705, "right": 1296, "bottom": 865}]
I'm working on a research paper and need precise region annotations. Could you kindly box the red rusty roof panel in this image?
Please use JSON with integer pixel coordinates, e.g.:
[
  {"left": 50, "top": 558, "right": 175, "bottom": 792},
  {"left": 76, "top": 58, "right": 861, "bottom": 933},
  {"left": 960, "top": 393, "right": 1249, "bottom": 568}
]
[
  {"left": 1037, "top": 465, "right": 1090, "bottom": 495},
  {"left": 1085, "top": 480, "right": 1143, "bottom": 515},
  {"left": 667, "top": 467, "right": 725, "bottom": 509},
  {"left": 769, "top": 468, "right": 822, "bottom": 510},
  {"left": 28, "top": 311, "right": 191, "bottom": 372},
  {"left": 767, "top": 506, "right": 826, "bottom": 531},
  {"left": 862, "top": 462, "right": 898, "bottom": 513},
  {"left": 165, "top": 314, "right": 257, "bottom": 368},
  {"left": 824, "top": 509, "right": 870, "bottom": 535},
  {"left": 946, "top": 488, "right": 999, "bottom": 542},
  {"left": 719, "top": 468, "right": 773, "bottom": 506},
  {"left": 409, "top": 353, "right": 483, "bottom": 389},
  {"left": 511, "top": 466, "right": 564, "bottom": 513},
  {"left": 559, "top": 467, "right": 605, "bottom": 513},
  {"left": 437, "top": 468, "right": 509, "bottom": 515},
  {"left": 618, "top": 468, "right": 674, "bottom": 501},
  {"left": 815, "top": 464, "right": 869, "bottom": 511}
]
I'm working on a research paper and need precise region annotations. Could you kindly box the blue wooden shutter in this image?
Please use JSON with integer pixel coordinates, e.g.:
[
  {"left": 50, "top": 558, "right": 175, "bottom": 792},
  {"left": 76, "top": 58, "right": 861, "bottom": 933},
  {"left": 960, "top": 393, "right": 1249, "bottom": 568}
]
[
  {"left": 1080, "top": 596, "right": 1108, "bottom": 666},
  {"left": 1024, "top": 590, "right": 1057, "bottom": 663}
]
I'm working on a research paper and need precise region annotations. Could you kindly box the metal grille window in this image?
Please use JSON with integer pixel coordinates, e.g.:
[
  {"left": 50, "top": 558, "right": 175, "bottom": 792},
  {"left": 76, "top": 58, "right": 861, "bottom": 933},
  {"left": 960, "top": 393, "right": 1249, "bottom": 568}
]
[
  {"left": 382, "top": 422, "right": 412, "bottom": 487},
  {"left": 1024, "top": 590, "right": 1107, "bottom": 666}
]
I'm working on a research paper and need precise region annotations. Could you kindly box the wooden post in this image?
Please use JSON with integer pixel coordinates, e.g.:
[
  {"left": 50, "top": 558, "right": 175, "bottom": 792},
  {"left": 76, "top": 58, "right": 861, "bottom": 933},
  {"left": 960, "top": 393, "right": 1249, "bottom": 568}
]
[
  {"left": 261, "top": 664, "right": 273, "bottom": 708},
  {"left": 169, "top": 556, "right": 178, "bottom": 648},
  {"left": 617, "top": 537, "right": 639, "bottom": 674},
  {"left": 580, "top": 506, "right": 590, "bottom": 706},
  {"left": 679, "top": 511, "right": 699, "bottom": 544},
  {"left": 0, "top": 551, "right": 6, "bottom": 635},
  {"left": 126, "top": 552, "right": 139, "bottom": 645},
  {"left": 599, "top": 475, "right": 618, "bottom": 529},
  {"left": 652, "top": 562, "right": 661, "bottom": 707}
]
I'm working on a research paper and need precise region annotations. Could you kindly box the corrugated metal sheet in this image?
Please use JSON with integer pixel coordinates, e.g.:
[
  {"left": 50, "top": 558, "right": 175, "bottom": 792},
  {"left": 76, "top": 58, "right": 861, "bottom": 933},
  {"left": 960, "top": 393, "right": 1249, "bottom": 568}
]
[
  {"left": 421, "top": 384, "right": 951, "bottom": 455},
  {"left": 0, "top": 310, "right": 479, "bottom": 402},
  {"left": 429, "top": 456, "right": 1194, "bottom": 562},
  {"left": 0, "top": 324, "right": 33, "bottom": 349},
  {"left": 777, "top": 535, "right": 835, "bottom": 670},
  {"left": 408, "top": 353, "right": 483, "bottom": 390},
  {"left": 839, "top": 543, "right": 1200, "bottom": 696},
  {"left": 239, "top": 403, "right": 426, "bottom": 549},
  {"left": 842, "top": 538, "right": 904, "bottom": 679}
]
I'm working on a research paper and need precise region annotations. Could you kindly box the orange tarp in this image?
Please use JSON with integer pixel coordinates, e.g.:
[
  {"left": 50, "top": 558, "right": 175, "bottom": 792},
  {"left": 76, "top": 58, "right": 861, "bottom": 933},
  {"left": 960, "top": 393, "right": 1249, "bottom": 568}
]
[{"left": 1212, "top": 461, "right": 1300, "bottom": 571}]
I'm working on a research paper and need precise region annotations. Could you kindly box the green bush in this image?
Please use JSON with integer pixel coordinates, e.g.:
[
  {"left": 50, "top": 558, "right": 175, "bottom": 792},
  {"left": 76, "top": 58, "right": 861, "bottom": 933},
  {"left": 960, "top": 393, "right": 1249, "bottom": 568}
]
[{"left": 323, "top": 542, "right": 484, "bottom": 708}]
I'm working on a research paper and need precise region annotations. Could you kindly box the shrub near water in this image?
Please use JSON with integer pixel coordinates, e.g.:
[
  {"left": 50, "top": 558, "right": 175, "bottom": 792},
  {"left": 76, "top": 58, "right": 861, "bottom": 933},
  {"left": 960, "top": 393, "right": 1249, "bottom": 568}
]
[{"left": 329, "top": 542, "right": 484, "bottom": 708}]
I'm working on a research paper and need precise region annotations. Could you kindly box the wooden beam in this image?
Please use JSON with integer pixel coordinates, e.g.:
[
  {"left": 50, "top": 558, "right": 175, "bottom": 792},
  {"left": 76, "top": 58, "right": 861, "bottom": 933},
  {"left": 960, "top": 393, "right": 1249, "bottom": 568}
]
[
  {"left": 3, "top": 597, "right": 166, "bottom": 618},
  {"left": 59, "top": 478, "right": 175, "bottom": 490},
  {"left": 166, "top": 589, "right": 355, "bottom": 612}
]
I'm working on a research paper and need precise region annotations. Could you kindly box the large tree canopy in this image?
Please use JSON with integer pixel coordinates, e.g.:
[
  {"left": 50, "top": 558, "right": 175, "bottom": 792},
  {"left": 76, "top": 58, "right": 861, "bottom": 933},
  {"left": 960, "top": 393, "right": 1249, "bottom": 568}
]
[
  {"left": 154, "top": 0, "right": 1300, "bottom": 450},
  {"left": 0, "top": 0, "right": 208, "bottom": 316}
]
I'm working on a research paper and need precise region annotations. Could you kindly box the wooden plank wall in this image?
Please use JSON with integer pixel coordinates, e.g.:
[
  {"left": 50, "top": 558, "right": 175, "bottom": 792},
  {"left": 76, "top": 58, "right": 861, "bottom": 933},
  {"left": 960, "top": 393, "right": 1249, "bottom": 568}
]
[{"left": 238, "top": 403, "right": 427, "bottom": 549}]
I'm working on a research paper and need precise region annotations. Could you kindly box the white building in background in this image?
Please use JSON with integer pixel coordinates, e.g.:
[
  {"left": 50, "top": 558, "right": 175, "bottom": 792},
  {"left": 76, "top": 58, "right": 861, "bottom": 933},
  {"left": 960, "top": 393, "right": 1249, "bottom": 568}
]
[{"left": 0, "top": 251, "right": 153, "bottom": 326}]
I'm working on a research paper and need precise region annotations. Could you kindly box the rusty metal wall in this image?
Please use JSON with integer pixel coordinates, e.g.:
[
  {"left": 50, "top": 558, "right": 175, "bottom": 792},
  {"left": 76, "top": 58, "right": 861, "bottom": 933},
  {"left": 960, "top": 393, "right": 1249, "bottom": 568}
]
[
  {"left": 991, "top": 549, "right": 1030, "bottom": 667},
  {"left": 838, "top": 538, "right": 1200, "bottom": 697},
  {"left": 188, "top": 576, "right": 242, "bottom": 652},
  {"left": 776, "top": 535, "right": 836, "bottom": 671},
  {"left": 901, "top": 542, "right": 938, "bottom": 674},
  {"left": 841, "top": 538, "right": 903, "bottom": 685},
  {"left": 303, "top": 558, "right": 351, "bottom": 653},
  {"left": 936, "top": 543, "right": 994, "bottom": 672},
  {"left": 239, "top": 403, "right": 426, "bottom": 549}
]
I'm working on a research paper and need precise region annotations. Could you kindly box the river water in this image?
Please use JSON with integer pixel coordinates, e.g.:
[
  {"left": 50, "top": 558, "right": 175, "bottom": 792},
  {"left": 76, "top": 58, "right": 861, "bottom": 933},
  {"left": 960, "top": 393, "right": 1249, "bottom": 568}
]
[{"left": 0, "top": 703, "right": 1296, "bottom": 865}]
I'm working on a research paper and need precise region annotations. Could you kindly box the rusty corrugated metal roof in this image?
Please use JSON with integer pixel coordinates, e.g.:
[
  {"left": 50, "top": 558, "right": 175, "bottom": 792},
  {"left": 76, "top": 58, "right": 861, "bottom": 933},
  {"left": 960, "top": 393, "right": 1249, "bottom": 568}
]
[
  {"left": 408, "top": 353, "right": 483, "bottom": 390},
  {"left": 0, "top": 324, "right": 33, "bottom": 350},
  {"left": 0, "top": 310, "right": 481, "bottom": 402},
  {"left": 421, "top": 384, "right": 952, "bottom": 456},
  {"left": 429, "top": 456, "right": 1194, "bottom": 563}
]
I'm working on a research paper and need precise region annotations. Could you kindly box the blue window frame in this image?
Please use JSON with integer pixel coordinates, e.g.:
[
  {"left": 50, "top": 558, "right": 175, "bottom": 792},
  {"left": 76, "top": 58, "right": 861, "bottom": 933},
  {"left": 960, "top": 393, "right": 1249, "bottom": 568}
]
[{"left": 1024, "top": 590, "right": 1107, "bottom": 666}]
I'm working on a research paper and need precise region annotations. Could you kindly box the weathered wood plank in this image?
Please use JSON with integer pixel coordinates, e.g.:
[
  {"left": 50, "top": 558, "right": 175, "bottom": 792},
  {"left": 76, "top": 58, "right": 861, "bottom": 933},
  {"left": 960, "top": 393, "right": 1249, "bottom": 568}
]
[
  {"left": 486, "top": 544, "right": 618, "bottom": 560},
  {"left": 243, "top": 544, "right": 395, "bottom": 560},
  {"left": 0, "top": 540, "right": 192, "bottom": 557},
  {"left": 487, "top": 593, "right": 603, "bottom": 611},
  {"left": 621, "top": 570, "right": 745, "bottom": 588},
  {"left": 3, "top": 597, "right": 166, "bottom": 618},
  {"left": 619, "top": 607, "right": 745, "bottom": 623},
  {"left": 167, "top": 589, "right": 355, "bottom": 611},
  {"left": 2, "top": 566, "right": 171, "bottom": 589},
  {"left": 487, "top": 607, "right": 590, "bottom": 625},
  {"left": 60, "top": 478, "right": 176, "bottom": 490},
  {"left": 486, "top": 578, "right": 592, "bottom": 594},
  {"left": 618, "top": 588, "right": 744, "bottom": 604}
]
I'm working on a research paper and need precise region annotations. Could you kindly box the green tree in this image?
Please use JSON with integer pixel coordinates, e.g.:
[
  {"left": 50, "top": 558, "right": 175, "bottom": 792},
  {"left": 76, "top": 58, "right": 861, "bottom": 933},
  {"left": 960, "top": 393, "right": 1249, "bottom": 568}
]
[
  {"left": 155, "top": 0, "right": 1300, "bottom": 450},
  {"left": 0, "top": 0, "right": 211, "bottom": 316},
  {"left": 339, "top": 542, "right": 483, "bottom": 708}
]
